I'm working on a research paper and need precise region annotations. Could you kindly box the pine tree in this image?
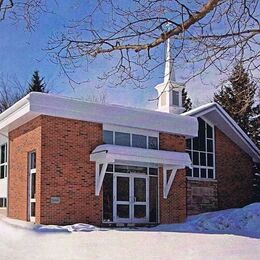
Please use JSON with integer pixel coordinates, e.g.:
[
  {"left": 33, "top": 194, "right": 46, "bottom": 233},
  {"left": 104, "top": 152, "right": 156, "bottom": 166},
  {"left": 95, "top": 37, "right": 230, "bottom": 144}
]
[
  {"left": 214, "top": 63, "right": 259, "bottom": 202},
  {"left": 182, "top": 88, "right": 192, "bottom": 112},
  {"left": 27, "top": 71, "right": 47, "bottom": 93},
  {"left": 214, "top": 63, "right": 258, "bottom": 145}
]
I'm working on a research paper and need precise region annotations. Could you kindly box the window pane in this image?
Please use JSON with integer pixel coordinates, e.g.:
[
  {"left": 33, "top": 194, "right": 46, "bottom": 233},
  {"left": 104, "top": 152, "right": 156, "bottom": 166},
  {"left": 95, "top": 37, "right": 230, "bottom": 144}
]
[
  {"left": 134, "top": 205, "right": 146, "bottom": 219},
  {"left": 134, "top": 178, "right": 146, "bottom": 202},
  {"left": 207, "top": 154, "right": 213, "bottom": 167},
  {"left": 193, "top": 168, "right": 199, "bottom": 178},
  {"left": 200, "top": 152, "right": 206, "bottom": 166},
  {"left": 208, "top": 169, "right": 214, "bottom": 179},
  {"left": 103, "top": 130, "right": 113, "bottom": 144},
  {"left": 103, "top": 173, "right": 113, "bottom": 222},
  {"left": 117, "top": 205, "right": 129, "bottom": 219},
  {"left": 0, "top": 165, "right": 4, "bottom": 179},
  {"left": 128, "top": 166, "right": 147, "bottom": 174},
  {"left": 149, "top": 168, "right": 158, "bottom": 176},
  {"left": 207, "top": 124, "right": 213, "bottom": 138},
  {"left": 106, "top": 164, "right": 113, "bottom": 172},
  {"left": 115, "top": 165, "right": 147, "bottom": 174},
  {"left": 115, "top": 165, "right": 128, "bottom": 173},
  {"left": 117, "top": 177, "right": 129, "bottom": 201},
  {"left": 30, "top": 152, "right": 36, "bottom": 169},
  {"left": 172, "top": 90, "right": 179, "bottom": 106},
  {"left": 132, "top": 134, "right": 147, "bottom": 149},
  {"left": 193, "top": 137, "right": 199, "bottom": 150},
  {"left": 149, "top": 177, "right": 158, "bottom": 222},
  {"left": 193, "top": 151, "right": 199, "bottom": 165},
  {"left": 186, "top": 139, "right": 191, "bottom": 150},
  {"left": 1, "top": 144, "right": 6, "bottom": 164},
  {"left": 31, "top": 202, "right": 35, "bottom": 217},
  {"left": 207, "top": 139, "right": 213, "bottom": 152},
  {"left": 148, "top": 136, "right": 158, "bottom": 150},
  {"left": 115, "top": 132, "right": 130, "bottom": 146},
  {"left": 201, "top": 169, "right": 207, "bottom": 178},
  {"left": 198, "top": 118, "right": 206, "bottom": 151},
  {"left": 31, "top": 173, "right": 36, "bottom": 199}
]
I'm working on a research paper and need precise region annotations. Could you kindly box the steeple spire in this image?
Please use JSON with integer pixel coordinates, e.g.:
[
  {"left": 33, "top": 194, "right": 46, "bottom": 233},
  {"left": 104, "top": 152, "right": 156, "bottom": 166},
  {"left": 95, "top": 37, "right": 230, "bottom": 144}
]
[
  {"left": 164, "top": 38, "right": 175, "bottom": 83},
  {"left": 154, "top": 36, "right": 185, "bottom": 114}
]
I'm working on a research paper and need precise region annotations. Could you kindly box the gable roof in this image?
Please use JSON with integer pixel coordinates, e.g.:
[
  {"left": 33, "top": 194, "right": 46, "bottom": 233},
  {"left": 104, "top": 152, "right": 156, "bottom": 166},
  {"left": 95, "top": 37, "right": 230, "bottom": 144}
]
[
  {"left": 183, "top": 102, "right": 260, "bottom": 162},
  {"left": 0, "top": 92, "right": 198, "bottom": 138}
]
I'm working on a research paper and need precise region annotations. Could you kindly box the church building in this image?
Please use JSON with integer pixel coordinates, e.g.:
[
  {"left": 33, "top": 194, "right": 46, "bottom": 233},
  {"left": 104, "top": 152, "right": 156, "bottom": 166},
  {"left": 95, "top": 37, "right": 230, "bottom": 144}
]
[{"left": 0, "top": 39, "right": 259, "bottom": 226}]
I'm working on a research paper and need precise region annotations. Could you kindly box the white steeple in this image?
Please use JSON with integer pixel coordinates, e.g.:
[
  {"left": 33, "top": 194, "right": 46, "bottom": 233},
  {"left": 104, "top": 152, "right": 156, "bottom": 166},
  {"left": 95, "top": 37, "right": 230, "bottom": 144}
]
[
  {"left": 164, "top": 38, "right": 175, "bottom": 83},
  {"left": 155, "top": 37, "right": 185, "bottom": 114}
]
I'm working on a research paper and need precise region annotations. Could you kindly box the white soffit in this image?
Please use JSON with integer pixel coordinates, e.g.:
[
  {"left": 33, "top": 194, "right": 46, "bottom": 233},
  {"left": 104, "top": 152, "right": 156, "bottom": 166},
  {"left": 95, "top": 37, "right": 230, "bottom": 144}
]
[
  {"left": 0, "top": 92, "right": 198, "bottom": 137},
  {"left": 183, "top": 103, "right": 260, "bottom": 162}
]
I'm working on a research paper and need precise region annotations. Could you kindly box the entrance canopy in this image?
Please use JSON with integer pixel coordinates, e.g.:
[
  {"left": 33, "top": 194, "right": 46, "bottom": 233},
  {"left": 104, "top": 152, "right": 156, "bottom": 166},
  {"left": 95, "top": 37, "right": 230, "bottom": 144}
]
[
  {"left": 90, "top": 144, "right": 191, "bottom": 167},
  {"left": 90, "top": 144, "right": 191, "bottom": 198}
]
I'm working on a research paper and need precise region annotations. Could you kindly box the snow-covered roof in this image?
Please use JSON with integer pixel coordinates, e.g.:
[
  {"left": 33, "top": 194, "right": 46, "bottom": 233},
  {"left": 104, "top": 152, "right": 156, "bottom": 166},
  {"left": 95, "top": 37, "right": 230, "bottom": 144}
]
[
  {"left": 183, "top": 102, "right": 260, "bottom": 162},
  {"left": 0, "top": 92, "right": 198, "bottom": 137},
  {"left": 90, "top": 144, "right": 192, "bottom": 168}
]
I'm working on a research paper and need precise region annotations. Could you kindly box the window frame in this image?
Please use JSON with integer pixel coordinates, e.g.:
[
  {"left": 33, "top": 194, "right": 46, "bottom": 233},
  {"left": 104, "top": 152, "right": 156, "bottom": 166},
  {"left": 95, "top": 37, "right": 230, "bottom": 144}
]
[
  {"left": 0, "top": 143, "right": 7, "bottom": 179},
  {"left": 186, "top": 117, "right": 216, "bottom": 180},
  {"left": 171, "top": 90, "right": 180, "bottom": 106},
  {"left": 28, "top": 151, "right": 36, "bottom": 222},
  {"left": 102, "top": 125, "right": 159, "bottom": 150},
  {"left": 0, "top": 197, "right": 7, "bottom": 208}
]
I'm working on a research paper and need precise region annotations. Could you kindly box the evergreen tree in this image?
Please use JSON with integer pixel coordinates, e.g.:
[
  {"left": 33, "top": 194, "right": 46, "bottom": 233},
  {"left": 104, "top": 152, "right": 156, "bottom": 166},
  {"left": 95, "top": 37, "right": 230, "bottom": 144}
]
[
  {"left": 27, "top": 71, "right": 47, "bottom": 93},
  {"left": 182, "top": 88, "right": 192, "bottom": 112},
  {"left": 214, "top": 63, "right": 259, "bottom": 202},
  {"left": 214, "top": 63, "right": 258, "bottom": 146}
]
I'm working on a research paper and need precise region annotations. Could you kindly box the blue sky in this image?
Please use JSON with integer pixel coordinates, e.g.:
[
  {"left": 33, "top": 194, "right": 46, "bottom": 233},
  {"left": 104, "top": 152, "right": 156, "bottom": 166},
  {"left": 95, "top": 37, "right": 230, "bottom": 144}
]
[{"left": 0, "top": 1, "right": 218, "bottom": 109}]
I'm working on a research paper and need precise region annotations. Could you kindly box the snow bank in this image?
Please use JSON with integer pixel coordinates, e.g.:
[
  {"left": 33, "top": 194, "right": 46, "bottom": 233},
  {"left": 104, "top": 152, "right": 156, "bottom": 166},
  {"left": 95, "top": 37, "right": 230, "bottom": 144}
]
[
  {"left": 33, "top": 203, "right": 260, "bottom": 237},
  {"left": 150, "top": 203, "right": 260, "bottom": 238},
  {"left": 36, "top": 223, "right": 98, "bottom": 233}
]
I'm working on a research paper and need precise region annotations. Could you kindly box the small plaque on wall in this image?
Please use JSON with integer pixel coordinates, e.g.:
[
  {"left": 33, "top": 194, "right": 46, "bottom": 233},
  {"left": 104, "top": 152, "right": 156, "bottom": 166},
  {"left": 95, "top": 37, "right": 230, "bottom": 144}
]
[{"left": 50, "top": 196, "right": 60, "bottom": 204}]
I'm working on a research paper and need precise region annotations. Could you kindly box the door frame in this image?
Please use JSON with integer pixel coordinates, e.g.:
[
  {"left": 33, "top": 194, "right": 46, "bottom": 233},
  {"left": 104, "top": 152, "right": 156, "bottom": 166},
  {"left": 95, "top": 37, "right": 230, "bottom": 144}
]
[{"left": 113, "top": 172, "right": 149, "bottom": 223}]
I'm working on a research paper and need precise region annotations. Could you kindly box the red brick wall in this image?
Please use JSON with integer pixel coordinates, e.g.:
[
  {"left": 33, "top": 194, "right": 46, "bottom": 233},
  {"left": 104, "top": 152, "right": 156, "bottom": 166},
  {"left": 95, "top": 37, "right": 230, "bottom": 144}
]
[
  {"left": 159, "top": 133, "right": 186, "bottom": 223},
  {"left": 8, "top": 117, "right": 42, "bottom": 222},
  {"left": 215, "top": 128, "right": 253, "bottom": 209},
  {"left": 40, "top": 116, "right": 103, "bottom": 225},
  {"left": 8, "top": 115, "right": 103, "bottom": 225}
]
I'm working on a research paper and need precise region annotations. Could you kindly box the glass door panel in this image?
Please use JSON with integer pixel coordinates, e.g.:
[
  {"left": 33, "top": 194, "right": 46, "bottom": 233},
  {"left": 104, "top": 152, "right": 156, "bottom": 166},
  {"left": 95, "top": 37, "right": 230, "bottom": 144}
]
[
  {"left": 117, "top": 205, "right": 129, "bottom": 218},
  {"left": 114, "top": 175, "right": 131, "bottom": 222},
  {"left": 134, "top": 205, "right": 146, "bottom": 219},
  {"left": 134, "top": 178, "right": 146, "bottom": 202},
  {"left": 117, "top": 176, "right": 129, "bottom": 201},
  {"left": 132, "top": 176, "right": 149, "bottom": 223}
]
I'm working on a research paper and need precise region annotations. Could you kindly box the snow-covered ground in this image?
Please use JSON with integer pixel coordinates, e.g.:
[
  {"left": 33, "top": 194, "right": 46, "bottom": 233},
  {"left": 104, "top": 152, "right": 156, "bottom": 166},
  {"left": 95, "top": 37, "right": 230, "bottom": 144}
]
[{"left": 0, "top": 204, "right": 259, "bottom": 260}]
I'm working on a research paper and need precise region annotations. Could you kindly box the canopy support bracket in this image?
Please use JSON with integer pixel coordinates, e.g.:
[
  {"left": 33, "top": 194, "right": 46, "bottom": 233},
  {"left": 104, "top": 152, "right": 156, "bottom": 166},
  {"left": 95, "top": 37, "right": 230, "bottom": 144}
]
[
  {"left": 163, "top": 167, "right": 178, "bottom": 199},
  {"left": 95, "top": 162, "right": 108, "bottom": 196}
]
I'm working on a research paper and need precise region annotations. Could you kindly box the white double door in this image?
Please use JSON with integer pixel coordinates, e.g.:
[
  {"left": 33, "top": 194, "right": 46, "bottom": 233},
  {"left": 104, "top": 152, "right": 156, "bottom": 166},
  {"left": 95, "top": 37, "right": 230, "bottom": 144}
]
[{"left": 113, "top": 173, "right": 149, "bottom": 223}]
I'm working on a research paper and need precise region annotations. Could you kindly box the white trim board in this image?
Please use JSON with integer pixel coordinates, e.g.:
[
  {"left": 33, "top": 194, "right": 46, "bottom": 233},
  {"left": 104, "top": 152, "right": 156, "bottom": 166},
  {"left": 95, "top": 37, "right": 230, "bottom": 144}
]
[
  {"left": 183, "top": 102, "right": 260, "bottom": 162},
  {"left": 0, "top": 92, "right": 198, "bottom": 137}
]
